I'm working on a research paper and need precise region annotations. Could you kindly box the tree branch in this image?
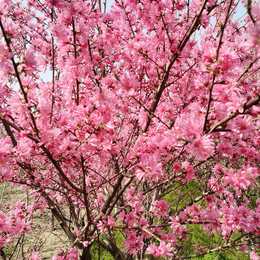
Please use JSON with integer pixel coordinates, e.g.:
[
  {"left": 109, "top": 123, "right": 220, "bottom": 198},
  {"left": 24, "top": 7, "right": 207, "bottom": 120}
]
[
  {"left": 143, "top": 0, "right": 209, "bottom": 132},
  {"left": 208, "top": 94, "right": 260, "bottom": 134}
]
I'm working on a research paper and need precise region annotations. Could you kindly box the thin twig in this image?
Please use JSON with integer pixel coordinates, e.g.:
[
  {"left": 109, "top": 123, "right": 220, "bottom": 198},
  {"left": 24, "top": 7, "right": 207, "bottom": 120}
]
[
  {"left": 0, "top": 20, "right": 39, "bottom": 135},
  {"left": 143, "top": 0, "right": 209, "bottom": 132},
  {"left": 72, "top": 17, "right": 80, "bottom": 105}
]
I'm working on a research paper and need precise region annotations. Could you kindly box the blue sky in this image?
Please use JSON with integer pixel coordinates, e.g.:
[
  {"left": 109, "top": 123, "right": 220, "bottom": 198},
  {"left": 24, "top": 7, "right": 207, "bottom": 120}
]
[
  {"left": 106, "top": 0, "right": 246, "bottom": 16},
  {"left": 107, "top": 0, "right": 114, "bottom": 10},
  {"left": 234, "top": 2, "right": 248, "bottom": 21}
]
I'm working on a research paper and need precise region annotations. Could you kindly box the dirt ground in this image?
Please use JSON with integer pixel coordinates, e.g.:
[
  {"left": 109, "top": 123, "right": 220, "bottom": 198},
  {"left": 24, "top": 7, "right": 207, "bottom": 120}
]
[{"left": 0, "top": 183, "right": 70, "bottom": 260}]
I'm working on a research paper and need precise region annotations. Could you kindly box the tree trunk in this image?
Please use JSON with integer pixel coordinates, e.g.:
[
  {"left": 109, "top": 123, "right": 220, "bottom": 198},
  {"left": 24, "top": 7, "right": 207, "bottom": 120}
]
[
  {"left": 109, "top": 251, "right": 133, "bottom": 260},
  {"left": 79, "top": 247, "right": 92, "bottom": 260}
]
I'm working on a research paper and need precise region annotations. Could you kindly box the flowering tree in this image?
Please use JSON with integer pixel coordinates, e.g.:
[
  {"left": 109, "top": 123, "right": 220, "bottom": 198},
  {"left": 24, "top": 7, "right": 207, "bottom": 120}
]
[{"left": 0, "top": 0, "right": 260, "bottom": 259}]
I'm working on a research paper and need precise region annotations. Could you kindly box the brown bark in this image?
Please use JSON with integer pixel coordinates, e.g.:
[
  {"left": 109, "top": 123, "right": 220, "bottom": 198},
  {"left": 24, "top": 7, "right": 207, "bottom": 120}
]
[{"left": 79, "top": 247, "right": 92, "bottom": 260}]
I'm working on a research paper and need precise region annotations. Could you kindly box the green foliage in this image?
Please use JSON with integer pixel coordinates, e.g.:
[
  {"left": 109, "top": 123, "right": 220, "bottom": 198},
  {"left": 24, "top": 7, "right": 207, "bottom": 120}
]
[
  {"left": 89, "top": 179, "right": 252, "bottom": 260},
  {"left": 3, "top": 246, "right": 15, "bottom": 258},
  {"left": 91, "top": 242, "right": 114, "bottom": 260},
  {"left": 162, "top": 180, "right": 251, "bottom": 260},
  {"left": 178, "top": 224, "right": 250, "bottom": 260},
  {"left": 90, "top": 230, "right": 124, "bottom": 259}
]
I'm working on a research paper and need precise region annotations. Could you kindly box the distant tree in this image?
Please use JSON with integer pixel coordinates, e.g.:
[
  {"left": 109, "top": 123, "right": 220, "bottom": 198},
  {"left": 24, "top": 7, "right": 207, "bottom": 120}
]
[{"left": 0, "top": 0, "right": 260, "bottom": 259}]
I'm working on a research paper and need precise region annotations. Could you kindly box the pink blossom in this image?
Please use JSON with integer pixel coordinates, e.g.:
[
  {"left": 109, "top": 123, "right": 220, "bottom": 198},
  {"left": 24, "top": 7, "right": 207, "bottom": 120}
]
[
  {"left": 138, "top": 109, "right": 148, "bottom": 129},
  {"left": 146, "top": 242, "right": 158, "bottom": 257},
  {"left": 44, "top": 0, "right": 64, "bottom": 8},
  {"left": 175, "top": 113, "right": 203, "bottom": 138},
  {"left": 29, "top": 251, "right": 40, "bottom": 260},
  {"left": 83, "top": 241, "right": 88, "bottom": 247},
  {"left": 226, "top": 97, "right": 244, "bottom": 113},
  {"left": 239, "top": 244, "right": 248, "bottom": 252},
  {"left": 0, "top": 0, "right": 7, "bottom": 17},
  {"left": 250, "top": 251, "right": 260, "bottom": 260},
  {"left": 157, "top": 242, "right": 173, "bottom": 259},
  {"left": 172, "top": 162, "right": 182, "bottom": 172},
  {"left": 1, "top": 0, "right": 260, "bottom": 259},
  {"left": 65, "top": 248, "right": 78, "bottom": 260},
  {"left": 125, "top": 212, "right": 137, "bottom": 226},
  {"left": 136, "top": 168, "right": 147, "bottom": 181},
  {"left": 97, "top": 221, "right": 107, "bottom": 234},
  {"left": 152, "top": 200, "right": 169, "bottom": 219},
  {"left": 192, "top": 203, "right": 202, "bottom": 214},
  {"left": 205, "top": 195, "right": 215, "bottom": 208},
  {"left": 0, "top": 137, "right": 12, "bottom": 166},
  {"left": 107, "top": 216, "right": 115, "bottom": 228},
  {"left": 190, "top": 135, "right": 214, "bottom": 160},
  {"left": 23, "top": 48, "right": 37, "bottom": 71},
  {"left": 252, "top": 3, "right": 260, "bottom": 20},
  {"left": 123, "top": 231, "right": 143, "bottom": 256},
  {"left": 245, "top": 24, "right": 260, "bottom": 53}
]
